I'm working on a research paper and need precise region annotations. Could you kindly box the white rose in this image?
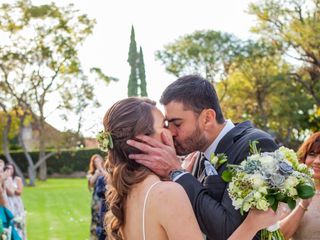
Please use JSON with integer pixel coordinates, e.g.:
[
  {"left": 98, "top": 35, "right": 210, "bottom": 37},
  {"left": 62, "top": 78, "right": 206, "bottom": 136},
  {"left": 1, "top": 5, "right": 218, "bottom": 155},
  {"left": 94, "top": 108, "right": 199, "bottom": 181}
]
[
  {"left": 254, "top": 191, "right": 262, "bottom": 200},
  {"left": 240, "top": 160, "right": 247, "bottom": 167},
  {"left": 297, "top": 164, "right": 307, "bottom": 172},
  {"left": 259, "top": 186, "right": 268, "bottom": 195},
  {"left": 259, "top": 155, "right": 276, "bottom": 170},
  {"left": 248, "top": 154, "right": 260, "bottom": 161},
  {"left": 284, "top": 176, "right": 299, "bottom": 188},
  {"left": 251, "top": 174, "right": 265, "bottom": 189},
  {"left": 243, "top": 201, "right": 252, "bottom": 212},
  {"left": 287, "top": 187, "right": 298, "bottom": 197},
  {"left": 256, "top": 199, "right": 269, "bottom": 211},
  {"left": 233, "top": 198, "right": 243, "bottom": 210}
]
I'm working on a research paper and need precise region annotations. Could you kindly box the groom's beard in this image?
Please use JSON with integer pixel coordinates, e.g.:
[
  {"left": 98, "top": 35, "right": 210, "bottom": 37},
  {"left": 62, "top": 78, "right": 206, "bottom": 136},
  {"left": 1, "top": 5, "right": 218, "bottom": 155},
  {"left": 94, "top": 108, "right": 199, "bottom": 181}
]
[{"left": 174, "top": 124, "right": 208, "bottom": 156}]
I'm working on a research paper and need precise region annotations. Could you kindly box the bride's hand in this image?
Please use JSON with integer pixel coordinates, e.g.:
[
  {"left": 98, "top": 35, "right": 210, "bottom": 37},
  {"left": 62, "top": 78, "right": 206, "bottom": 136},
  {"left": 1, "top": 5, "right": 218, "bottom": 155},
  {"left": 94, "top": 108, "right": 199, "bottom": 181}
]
[{"left": 246, "top": 208, "right": 280, "bottom": 231}]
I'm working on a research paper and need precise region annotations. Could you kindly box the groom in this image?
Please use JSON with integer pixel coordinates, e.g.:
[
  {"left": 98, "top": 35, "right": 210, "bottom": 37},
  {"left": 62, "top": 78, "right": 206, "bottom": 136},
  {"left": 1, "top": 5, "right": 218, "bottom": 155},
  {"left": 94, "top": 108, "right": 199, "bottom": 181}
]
[{"left": 127, "top": 74, "right": 278, "bottom": 240}]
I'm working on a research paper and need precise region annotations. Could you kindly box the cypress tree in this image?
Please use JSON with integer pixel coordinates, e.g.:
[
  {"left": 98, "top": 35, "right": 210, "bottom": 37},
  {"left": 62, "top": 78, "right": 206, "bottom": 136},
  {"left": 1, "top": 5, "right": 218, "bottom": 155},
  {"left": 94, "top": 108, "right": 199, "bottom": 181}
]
[
  {"left": 138, "top": 46, "right": 147, "bottom": 96},
  {"left": 127, "top": 25, "right": 138, "bottom": 96}
]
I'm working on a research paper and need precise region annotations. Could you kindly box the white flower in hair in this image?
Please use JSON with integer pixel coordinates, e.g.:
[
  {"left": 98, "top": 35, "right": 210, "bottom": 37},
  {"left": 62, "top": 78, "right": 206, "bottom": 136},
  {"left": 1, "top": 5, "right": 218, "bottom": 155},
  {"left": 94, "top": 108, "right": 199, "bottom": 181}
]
[{"left": 96, "top": 130, "right": 114, "bottom": 152}]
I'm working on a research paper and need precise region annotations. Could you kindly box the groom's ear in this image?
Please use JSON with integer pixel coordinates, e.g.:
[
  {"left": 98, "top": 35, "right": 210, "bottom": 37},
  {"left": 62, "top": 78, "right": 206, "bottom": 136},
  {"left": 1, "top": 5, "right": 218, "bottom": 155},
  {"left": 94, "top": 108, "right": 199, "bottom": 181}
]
[{"left": 200, "top": 109, "right": 216, "bottom": 129}]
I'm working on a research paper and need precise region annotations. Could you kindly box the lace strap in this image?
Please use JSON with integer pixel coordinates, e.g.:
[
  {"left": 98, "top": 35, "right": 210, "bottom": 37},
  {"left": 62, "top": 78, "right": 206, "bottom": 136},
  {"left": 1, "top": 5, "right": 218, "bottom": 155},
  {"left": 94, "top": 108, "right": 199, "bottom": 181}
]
[{"left": 142, "top": 181, "right": 161, "bottom": 240}]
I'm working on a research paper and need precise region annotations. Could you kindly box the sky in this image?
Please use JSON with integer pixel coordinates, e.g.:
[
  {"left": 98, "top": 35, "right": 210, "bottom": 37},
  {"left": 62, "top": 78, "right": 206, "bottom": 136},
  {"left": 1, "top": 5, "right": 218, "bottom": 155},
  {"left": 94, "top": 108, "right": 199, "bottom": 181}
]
[{"left": 21, "top": 0, "right": 257, "bottom": 137}]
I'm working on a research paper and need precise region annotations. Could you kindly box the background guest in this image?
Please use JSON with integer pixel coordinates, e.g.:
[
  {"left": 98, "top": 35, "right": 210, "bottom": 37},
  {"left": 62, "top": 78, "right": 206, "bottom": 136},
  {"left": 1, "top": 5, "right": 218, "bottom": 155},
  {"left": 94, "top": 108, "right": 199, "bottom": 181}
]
[
  {"left": 0, "top": 193, "right": 22, "bottom": 240},
  {"left": 0, "top": 159, "right": 8, "bottom": 208},
  {"left": 95, "top": 175, "right": 108, "bottom": 240},
  {"left": 280, "top": 132, "right": 320, "bottom": 239},
  {"left": 4, "top": 163, "right": 26, "bottom": 239},
  {"left": 87, "top": 154, "right": 105, "bottom": 240}
]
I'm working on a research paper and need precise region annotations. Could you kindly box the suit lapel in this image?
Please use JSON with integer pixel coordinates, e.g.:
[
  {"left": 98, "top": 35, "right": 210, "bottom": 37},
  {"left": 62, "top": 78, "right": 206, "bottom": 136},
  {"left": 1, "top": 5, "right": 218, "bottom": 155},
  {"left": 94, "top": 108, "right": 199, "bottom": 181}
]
[
  {"left": 215, "top": 121, "right": 253, "bottom": 164},
  {"left": 215, "top": 121, "right": 253, "bottom": 174}
]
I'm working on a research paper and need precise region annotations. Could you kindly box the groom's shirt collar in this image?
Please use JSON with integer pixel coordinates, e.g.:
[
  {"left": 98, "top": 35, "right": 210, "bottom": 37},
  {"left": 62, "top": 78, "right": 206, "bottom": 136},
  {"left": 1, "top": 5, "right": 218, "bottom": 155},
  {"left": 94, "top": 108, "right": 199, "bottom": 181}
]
[{"left": 204, "top": 119, "right": 235, "bottom": 160}]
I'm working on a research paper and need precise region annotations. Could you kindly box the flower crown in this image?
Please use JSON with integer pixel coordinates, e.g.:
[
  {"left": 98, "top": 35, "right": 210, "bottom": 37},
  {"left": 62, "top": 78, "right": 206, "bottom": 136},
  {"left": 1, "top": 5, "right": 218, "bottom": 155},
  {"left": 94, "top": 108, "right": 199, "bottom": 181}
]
[{"left": 96, "top": 130, "right": 114, "bottom": 152}]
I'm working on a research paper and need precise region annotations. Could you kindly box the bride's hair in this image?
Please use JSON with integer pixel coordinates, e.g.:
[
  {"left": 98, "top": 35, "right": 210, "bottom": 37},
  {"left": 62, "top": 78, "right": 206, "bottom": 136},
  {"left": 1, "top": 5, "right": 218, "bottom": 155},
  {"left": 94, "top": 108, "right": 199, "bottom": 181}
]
[{"left": 103, "top": 97, "right": 157, "bottom": 240}]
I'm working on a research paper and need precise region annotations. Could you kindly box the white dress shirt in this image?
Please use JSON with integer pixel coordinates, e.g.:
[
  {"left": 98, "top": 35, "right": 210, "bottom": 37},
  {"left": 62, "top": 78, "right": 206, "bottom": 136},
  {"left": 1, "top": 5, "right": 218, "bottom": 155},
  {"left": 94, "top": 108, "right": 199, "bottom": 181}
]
[{"left": 203, "top": 119, "right": 235, "bottom": 160}]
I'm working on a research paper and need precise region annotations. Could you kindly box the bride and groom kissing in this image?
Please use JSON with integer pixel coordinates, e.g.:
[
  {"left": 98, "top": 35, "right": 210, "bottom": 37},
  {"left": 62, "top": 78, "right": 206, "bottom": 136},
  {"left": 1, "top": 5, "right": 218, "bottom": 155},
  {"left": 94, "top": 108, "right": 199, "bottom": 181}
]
[{"left": 100, "top": 74, "right": 280, "bottom": 240}]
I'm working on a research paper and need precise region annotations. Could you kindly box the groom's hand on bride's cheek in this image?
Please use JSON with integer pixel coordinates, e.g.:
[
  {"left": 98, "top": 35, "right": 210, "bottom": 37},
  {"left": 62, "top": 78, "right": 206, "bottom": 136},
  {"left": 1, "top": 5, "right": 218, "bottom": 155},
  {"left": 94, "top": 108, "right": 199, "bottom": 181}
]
[{"left": 127, "top": 134, "right": 180, "bottom": 178}]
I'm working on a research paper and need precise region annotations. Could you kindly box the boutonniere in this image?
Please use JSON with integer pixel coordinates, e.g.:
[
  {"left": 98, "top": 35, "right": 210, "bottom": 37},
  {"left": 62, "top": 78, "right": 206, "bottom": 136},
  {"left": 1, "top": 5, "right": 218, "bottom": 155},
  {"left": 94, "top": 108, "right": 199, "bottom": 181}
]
[{"left": 210, "top": 153, "right": 228, "bottom": 169}]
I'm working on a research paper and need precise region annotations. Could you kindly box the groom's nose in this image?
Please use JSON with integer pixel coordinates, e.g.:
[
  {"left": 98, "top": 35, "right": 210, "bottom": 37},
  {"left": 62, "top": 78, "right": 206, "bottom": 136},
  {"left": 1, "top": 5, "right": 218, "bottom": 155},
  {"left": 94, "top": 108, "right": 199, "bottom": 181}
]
[{"left": 167, "top": 124, "right": 178, "bottom": 137}]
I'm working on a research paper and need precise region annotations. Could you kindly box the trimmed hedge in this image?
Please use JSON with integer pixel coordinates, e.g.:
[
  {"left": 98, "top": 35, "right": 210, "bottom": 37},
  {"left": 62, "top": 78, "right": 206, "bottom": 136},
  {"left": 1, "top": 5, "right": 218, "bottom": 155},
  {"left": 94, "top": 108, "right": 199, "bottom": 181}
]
[{"left": 0, "top": 148, "right": 106, "bottom": 175}]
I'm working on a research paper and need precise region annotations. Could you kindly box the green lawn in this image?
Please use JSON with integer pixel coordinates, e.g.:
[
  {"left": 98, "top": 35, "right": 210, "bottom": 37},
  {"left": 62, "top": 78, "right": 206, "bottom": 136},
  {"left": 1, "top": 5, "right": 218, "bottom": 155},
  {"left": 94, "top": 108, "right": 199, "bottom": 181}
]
[{"left": 22, "top": 179, "right": 91, "bottom": 240}]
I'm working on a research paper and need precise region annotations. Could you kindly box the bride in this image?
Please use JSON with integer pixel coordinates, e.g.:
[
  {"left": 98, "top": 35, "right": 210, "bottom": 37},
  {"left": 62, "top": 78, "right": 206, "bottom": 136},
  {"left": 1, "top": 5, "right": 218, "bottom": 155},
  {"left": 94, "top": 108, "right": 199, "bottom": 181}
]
[{"left": 101, "top": 97, "right": 279, "bottom": 240}]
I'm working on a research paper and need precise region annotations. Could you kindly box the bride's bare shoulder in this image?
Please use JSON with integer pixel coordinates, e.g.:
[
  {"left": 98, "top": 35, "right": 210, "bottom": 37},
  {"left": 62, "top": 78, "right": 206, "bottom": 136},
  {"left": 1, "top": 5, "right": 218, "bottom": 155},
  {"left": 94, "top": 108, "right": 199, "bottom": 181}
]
[{"left": 149, "top": 181, "right": 189, "bottom": 203}]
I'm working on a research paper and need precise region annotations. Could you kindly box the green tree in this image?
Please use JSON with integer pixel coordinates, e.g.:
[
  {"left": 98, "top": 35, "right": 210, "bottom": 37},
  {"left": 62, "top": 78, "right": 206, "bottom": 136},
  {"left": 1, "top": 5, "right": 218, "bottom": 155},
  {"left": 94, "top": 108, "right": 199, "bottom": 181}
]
[
  {"left": 127, "top": 26, "right": 147, "bottom": 96},
  {"left": 219, "top": 40, "right": 312, "bottom": 147},
  {"left": 308, "top": 105, "right": 320, "bottom": 132},
  {"left": 156, "top": 30, "right": 242, "bottom": 84},
  {"left": 0, "top": 103, "right": 25, "bottom": 183},
  {"left": 249, "top": 0, "right": 320, "bottom": 107},
  {"left": 61, "top": 69, "right": 117, "bottom": 140},
  {"left": 0, "top": 106, "right": 20, "bottom": 153},
  {"left": 127, "top": 26, "right": 139, "bottom": 96},
  {"left": 138, "top": 47, "right": 147, "bottom": 96},
  {"left": 60, "top": 74, "right": 98, "bottom": 138},
  {"left": 0, "top": 0, "right": 95, "bottom": 182}
]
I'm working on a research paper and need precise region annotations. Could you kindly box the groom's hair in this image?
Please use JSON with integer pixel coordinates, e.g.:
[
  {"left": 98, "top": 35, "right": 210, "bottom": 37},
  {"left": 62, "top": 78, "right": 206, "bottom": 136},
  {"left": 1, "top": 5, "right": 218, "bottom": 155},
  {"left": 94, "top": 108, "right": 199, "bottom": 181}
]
[{"left": 160, "top": 74, "right": 225, "bottom": 124}]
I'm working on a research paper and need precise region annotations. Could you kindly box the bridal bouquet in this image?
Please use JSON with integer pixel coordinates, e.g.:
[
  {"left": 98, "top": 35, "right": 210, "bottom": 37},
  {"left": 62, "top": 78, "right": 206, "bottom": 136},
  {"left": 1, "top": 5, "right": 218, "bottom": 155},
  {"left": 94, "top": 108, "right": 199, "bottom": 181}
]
[{"left": 222, "top": 141, "right": 315, "bottom": 240}]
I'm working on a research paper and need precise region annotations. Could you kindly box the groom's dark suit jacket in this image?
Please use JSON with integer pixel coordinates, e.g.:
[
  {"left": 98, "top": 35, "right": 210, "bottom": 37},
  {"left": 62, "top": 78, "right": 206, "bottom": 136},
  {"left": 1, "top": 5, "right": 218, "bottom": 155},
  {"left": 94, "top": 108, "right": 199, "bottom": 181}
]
[{"left": 176, "top": 121, "right": 278, "bottom": 240}]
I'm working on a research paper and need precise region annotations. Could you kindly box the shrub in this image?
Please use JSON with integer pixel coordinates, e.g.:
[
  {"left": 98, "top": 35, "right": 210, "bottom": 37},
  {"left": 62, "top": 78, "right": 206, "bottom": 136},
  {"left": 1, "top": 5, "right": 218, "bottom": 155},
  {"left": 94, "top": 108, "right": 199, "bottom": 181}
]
[
  {"left": 0, "top": 148, "right": 107, "bottom": 175},
  {"left": 60, "top": 166, "right": 73, "bottom": 175}
]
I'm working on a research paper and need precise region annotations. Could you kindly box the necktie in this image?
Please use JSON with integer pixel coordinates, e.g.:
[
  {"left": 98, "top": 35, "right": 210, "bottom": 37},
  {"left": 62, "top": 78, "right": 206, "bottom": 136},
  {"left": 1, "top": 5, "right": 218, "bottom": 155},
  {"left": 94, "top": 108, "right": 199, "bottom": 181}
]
[
  {"left": 197, "top": 153, "right": 206, "bottom": 178},
  {"left": 198, "top": 153, "right": 218, "bottom": 178},
  {"left": 204, "top": 160, "right": 218, "bottom": 176}
]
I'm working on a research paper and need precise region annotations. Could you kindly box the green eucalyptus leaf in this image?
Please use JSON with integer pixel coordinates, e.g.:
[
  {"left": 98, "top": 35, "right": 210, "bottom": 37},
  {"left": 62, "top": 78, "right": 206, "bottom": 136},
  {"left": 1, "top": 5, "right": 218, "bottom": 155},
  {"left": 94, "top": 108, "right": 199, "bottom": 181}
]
[
  {"left": 271, "top": 199, "right": 279, "bottom": 212},
  {"left": 275, "top": 192, "right": 285, "bottom": 201},
  {"left": 266, "top": 195, "right": 275, "bottom": 206},
  {"left": 108, "top": 134, "right": 114, "bottom": 149},
  {"left": 297, "top": 184, "right": 315, "bottom": 199},
  {"left": 221, "top": 170, "right": 232, "bottom": 182},
  {"left": 287, "top": 198, "right": 296, "bottom": 210}
]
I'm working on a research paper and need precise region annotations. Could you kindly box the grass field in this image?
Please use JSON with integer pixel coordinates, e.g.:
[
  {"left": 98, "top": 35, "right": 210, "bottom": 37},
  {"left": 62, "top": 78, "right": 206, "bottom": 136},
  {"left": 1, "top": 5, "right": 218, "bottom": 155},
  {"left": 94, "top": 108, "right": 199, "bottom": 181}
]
[{"left": 22, "top": 178, "right": 91, "bottom": 240}]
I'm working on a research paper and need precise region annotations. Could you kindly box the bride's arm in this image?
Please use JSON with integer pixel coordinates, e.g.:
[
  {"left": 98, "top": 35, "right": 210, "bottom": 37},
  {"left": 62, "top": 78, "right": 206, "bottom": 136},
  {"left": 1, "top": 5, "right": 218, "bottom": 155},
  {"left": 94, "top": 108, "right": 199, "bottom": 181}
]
[{"left": 228, "top": 208, "right": 279, "bottom": 240}]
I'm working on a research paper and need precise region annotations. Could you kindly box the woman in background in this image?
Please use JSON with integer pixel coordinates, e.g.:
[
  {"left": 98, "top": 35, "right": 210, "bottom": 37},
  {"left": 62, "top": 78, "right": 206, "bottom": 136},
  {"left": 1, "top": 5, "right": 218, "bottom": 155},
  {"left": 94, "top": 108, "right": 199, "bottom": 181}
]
[
  {"left": 95, "top": 174, "right": 108, "bottom": 240},
  {"left": 0, "top": 159, "right": 8, "bottom": 208},
  {"left": 87, "top": 154, "right": 105, "bottom": 240},
  {"left": 4, "top": 163, "right": 26, "bottom": 239},
  {"left": 280, "top": 132, "right": 320, "bottom": 239},
  {"left": 0, "top": 188, "right": 22, "bottom": 240}
]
